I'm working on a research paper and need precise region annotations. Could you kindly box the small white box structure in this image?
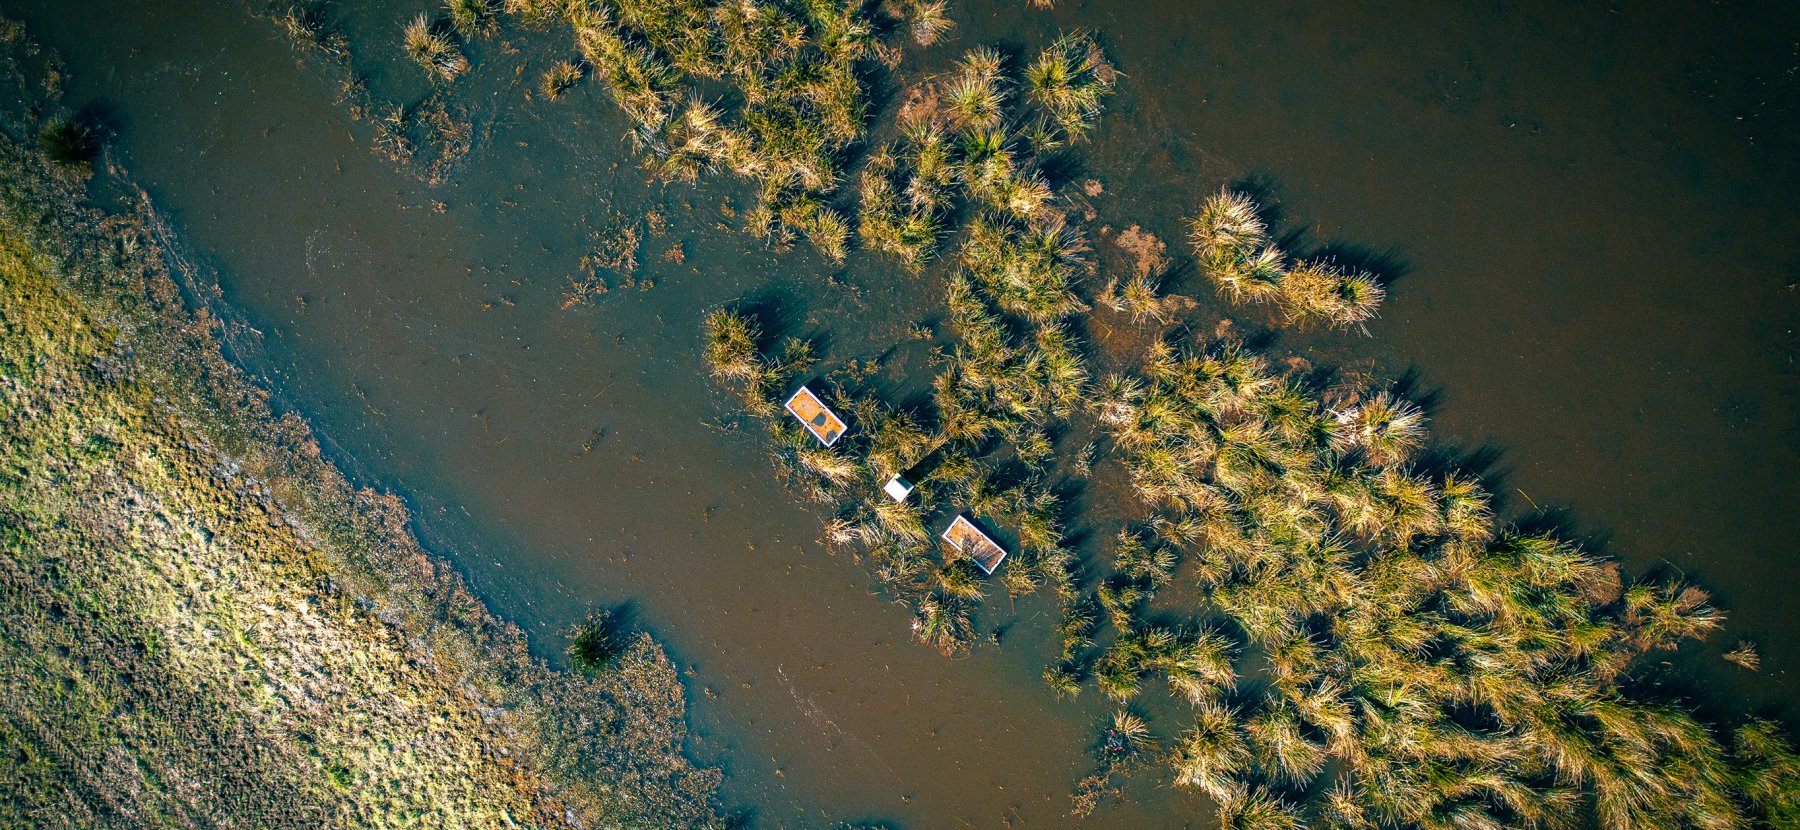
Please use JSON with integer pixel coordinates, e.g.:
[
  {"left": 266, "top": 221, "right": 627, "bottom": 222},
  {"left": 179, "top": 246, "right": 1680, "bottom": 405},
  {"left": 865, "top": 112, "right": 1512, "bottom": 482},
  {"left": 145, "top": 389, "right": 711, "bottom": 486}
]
[
  {"left": 883, "top": 474, "right": 915, "bottom": 503},
  {"left": 941, "top": 514, "right": 1008, "bottom": 574}
]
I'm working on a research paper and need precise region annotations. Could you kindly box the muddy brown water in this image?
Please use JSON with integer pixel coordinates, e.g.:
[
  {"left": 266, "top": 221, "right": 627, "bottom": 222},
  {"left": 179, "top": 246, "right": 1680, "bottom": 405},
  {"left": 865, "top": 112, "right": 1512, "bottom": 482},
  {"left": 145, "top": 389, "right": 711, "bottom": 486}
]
[{"left": 11, "top": 0, "right": 1799, "bottom": 828}]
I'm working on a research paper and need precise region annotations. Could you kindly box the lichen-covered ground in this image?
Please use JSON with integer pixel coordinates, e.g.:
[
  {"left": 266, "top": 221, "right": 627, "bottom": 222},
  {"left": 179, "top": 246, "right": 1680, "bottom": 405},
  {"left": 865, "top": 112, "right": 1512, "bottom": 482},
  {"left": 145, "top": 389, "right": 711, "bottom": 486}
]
[{"left": 0, "top": 90, "right": 723, "bottom": 830}]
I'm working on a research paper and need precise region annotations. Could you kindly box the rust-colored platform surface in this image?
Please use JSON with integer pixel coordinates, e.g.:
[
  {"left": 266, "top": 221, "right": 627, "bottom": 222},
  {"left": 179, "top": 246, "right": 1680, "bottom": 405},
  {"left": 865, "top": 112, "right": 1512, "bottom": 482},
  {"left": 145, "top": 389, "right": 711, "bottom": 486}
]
[
  {"left": 942, "top": 514, "right": 1007, "bottom": 574},
  {"left": 784, "top": 385, "right": 847, "bottom": 446}
]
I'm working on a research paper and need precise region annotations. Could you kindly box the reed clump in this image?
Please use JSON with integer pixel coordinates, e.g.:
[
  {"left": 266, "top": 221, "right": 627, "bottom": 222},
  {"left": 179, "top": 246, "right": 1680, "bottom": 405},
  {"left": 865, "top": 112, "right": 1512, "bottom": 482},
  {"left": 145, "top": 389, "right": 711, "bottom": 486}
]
[
  {"left": 38, "top": 115, "right": 96, "bottom": 170},
  {"left": 1084, "top": 328, "right": 1798, "bottom": 828},
  {"left": 539, "top": 58, "right": 586, "bottom": 99},
  {"left": 496, "top": 0, "right": 888, "bottom": 263},
  {"left": 403, "top": 14, "right": 471, "bottom": 82},
  {"left": 1188, "top": 189, "right": 1385, "bottom": 329},
  {"left": 692, "top": 22, "right": 1800, "bottom": 830}
]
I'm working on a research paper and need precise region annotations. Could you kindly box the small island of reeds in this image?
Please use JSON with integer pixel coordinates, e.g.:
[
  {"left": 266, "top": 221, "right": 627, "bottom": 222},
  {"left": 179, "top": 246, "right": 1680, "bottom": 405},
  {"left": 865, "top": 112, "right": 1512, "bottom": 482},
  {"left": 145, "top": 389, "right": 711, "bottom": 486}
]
[{"left": 691, "top": 16, "right": 1800, "bottom": 830}]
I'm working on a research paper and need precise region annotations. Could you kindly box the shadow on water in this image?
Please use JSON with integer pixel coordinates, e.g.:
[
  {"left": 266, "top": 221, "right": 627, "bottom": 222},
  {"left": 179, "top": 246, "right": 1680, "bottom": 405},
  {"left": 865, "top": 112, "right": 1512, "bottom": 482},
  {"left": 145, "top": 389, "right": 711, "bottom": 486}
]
[
  {"left": 730, "top": 289, "right": 811, "bottom": 351},
  {"left": 1312, "top": 240, "right": 1411, "bottom": 288},
  {"left": 1390, "top": 365, "right": 1446, "bottom": 416}
]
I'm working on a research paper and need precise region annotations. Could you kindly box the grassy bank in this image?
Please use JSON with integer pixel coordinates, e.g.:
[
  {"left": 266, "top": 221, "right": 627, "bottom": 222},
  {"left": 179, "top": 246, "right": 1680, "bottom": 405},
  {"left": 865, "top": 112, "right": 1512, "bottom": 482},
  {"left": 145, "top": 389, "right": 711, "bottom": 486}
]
[{"left": 0, "top": 79, "right": 723, "bottom": 830}]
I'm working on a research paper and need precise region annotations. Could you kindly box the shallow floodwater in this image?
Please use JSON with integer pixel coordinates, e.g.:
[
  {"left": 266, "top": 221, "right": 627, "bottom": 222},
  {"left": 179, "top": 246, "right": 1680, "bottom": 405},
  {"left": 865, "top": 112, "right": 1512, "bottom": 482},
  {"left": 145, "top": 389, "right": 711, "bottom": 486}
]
[{"left": 12, "top": 0, "right": 1799, "bottom": 827}]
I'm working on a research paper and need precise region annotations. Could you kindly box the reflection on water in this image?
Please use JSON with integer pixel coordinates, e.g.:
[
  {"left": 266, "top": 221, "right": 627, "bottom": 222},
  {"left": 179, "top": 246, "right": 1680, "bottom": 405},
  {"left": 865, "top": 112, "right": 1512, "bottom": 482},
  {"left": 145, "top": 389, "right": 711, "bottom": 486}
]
[{"left": 14, "top": 0, "right": 1798, "bottom": 827}]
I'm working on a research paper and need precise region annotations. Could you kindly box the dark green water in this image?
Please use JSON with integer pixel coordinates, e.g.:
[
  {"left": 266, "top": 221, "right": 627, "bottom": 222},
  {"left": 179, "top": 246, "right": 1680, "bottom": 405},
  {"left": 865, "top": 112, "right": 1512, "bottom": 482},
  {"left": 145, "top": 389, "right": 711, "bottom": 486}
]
[{"left": 10, "top": 0, "right": 1798, "bottom": 827}]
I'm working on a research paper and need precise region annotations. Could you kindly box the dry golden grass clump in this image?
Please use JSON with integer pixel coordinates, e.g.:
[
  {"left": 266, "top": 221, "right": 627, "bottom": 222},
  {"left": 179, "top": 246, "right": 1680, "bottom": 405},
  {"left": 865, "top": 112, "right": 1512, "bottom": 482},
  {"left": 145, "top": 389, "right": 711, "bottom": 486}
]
[
  {"left": 539, "top": 58, "right": 586, "bottom": 98},
  {"left": 403, "top": 14, "right": 470, "bottom": 82},
  {"left": 1189, "top": 188, "right": 1385, "bottom": 329}
]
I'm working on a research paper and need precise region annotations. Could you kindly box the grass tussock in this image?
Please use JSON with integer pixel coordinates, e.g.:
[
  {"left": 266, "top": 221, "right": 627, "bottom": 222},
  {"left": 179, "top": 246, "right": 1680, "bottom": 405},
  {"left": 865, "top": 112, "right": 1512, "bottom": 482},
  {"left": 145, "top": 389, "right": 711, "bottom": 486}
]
[
  {"left": 1189, "top": 188, "right": 1386, "bottom": 329},
  {"left": 403, "top": 14, "right": 470, "bottom": 82},
  {"left": 540, "top": 58, "right": 586, "bottom": 99},
  {"left": 37, "top": 116, "right": 96, "bottom": 170},
  {"left": 900, "top": 0, "right": 954, "bottom": 47}
]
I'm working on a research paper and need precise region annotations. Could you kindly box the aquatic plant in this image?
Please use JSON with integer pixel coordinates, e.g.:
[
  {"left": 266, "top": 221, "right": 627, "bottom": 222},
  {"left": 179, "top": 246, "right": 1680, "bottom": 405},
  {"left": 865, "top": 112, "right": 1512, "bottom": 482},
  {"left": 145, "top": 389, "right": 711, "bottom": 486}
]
[
  {"left": 1244, "top": 699, "right": 1326, "bottom": 786},
  {"left": 641, "top": 97, "right": 730, "bottom": 182},
  {"left": 1103, "top": 708, "right": 1157, "bottom": 763},
  {"left": 448, "top": 0, "right": 499, "bottom": 37},
  {"left": 1329, "top": 391, "right": 1426, "bottom": 467},
  {"left": 946, "top": 47, "right": 1008, "bottom": 133},
  {"left": 274, "top": 2, "right": 349, "bottom": 56},
  {"left": 1734, "top": 720, "right": 1800, "bottom": 825},
  {"left": 504, "top": 0, "right": 563, "bottom": 24},
  {"left": 510, "top": 0, "right": 894, "bottom": 260},
  {"left": 38, "top": 117, "right": 97, "bottom": 170},
  {"left": 1725, "top": 640, "right": 1762, "bottom": 670},
  {"left": 935, "top": 557, "right": 988, "bottom": 600},
  {"left": 403, "top": 14, "right": 470, "bottom": 82},
  {"left": 1104, "top": 272, "right": 1175, "bottom": 324},
  {"left": 566, "top": 611, "right": 624, "bottom": 673},
  {"left": 1189, "top": 189, "right": 1281, "bottom": 303},
  {"left": 961, "top": 213, "right": 1090, "bottom": 323},
  {"left": 703, "top": 308, "right": 762, "bottom": 384},
  {"left": 904, "top": 0, "right": 954, "bottom": 47},
  {"left": 912, "top": 593, "right": 975, "bottom": 656},
  {"left": 540, "top": 59, "right": 586, "bottom": 99},
  {"left": 1171, "top": 702, "right": 1251, "bottom": 802},
  {"left": 1024, "top": 31, "right": 1116, "bottom": 142},
  {"left": 858, "top": 143, "right": 947, "bottom": 269},
  {"left": 1280, "top": 259, "right": 1386, "bottom": 329},
  {"left": 1187, "top": 190, "right": 1387, "bottom": 328},
  {"left": 1044, "top": 661, "right": 1083, "bottom": 699},
  {"left": 1217, "top": 786, "right": 1305, "bottom": 830}
]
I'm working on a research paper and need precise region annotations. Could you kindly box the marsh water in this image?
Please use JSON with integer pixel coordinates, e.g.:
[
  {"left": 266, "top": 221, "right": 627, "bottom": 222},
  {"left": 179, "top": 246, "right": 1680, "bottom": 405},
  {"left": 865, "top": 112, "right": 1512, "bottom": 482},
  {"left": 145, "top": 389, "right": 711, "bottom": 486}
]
[{"left": 12, "top": 0, "right": 1800, "bottom": 827}]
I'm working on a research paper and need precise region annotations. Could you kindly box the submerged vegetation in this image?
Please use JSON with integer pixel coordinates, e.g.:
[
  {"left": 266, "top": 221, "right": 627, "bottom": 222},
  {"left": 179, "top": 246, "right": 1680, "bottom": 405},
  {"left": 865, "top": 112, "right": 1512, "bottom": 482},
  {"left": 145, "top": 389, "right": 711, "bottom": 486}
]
[
  {"left": 259, "top": 3, "right": 476, "bottom": 185},
  {"left": 0, "top": 69, "right": 724, "bottom": 827}
]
